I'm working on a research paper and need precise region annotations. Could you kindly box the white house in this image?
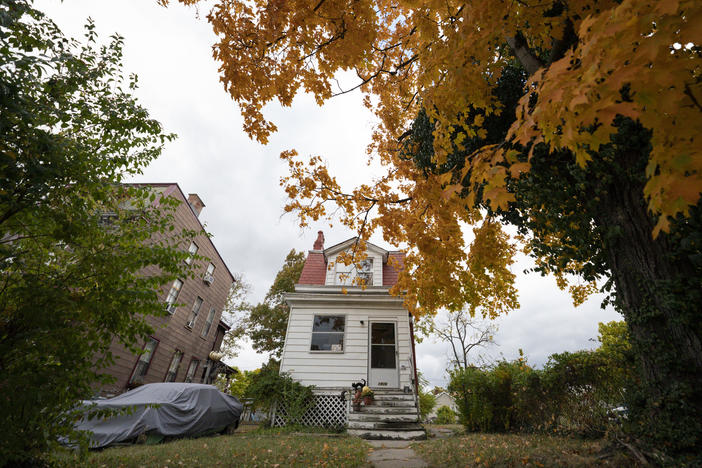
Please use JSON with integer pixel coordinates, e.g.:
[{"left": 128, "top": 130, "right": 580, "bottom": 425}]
[
  {"left": 278, "top": 232, "right": 425, "bottom": 440},
  {"left": 426, "top": 392, "right": 458, "bottom": 422}
]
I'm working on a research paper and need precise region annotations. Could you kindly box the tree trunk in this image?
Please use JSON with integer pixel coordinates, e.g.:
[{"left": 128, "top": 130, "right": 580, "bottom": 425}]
[{"left": 595, "top": 148, "right": 702, "bottom": 457}]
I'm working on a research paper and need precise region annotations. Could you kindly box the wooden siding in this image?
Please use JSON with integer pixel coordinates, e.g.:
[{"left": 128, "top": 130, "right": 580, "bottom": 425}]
[
  {"left": 97, "top": 185, "right": 233, "bottom": 396},
  {"left": 280, "top": 303, "right": 413, "bottom": 389}
]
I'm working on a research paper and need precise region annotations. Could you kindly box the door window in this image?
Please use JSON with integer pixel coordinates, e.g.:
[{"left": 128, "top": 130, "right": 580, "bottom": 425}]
[{"left": 371, "top": 323, "right": 396, "bottom": 369}]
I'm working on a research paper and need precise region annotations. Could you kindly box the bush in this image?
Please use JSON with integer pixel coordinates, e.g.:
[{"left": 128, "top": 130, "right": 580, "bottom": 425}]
[
  {"left": 419, "top": 390, "right": 437, "bottom": 421},
  {"left": 449, "top": 328, "right": 634, "bottom": 437},
  {"left": 435, "top": 405, "right": 457, "bottom": 424},
  {"left": 245, "top": 360, "right": 316, "bottom": 426},
  {"left": 449, "top": 360, "right": 538, "bottom": 432}
]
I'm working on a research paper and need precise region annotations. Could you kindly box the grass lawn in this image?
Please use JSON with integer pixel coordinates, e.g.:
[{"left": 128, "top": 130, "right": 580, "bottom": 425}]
[
  {"left": 52, "top": 429, "right": 369, "bottom": 467},
  {"left": 413, "top": 432, "right": 639, "bottom": 467}
]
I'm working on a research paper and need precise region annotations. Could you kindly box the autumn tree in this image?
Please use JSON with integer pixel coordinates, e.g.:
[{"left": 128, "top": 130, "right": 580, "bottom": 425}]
[
  {"left": 1, "top": 2, "right": 192, "bottom": 464},
  {"left": 228, "top": 250, "right": 306, "bottom": 357},
  {"left": 166, "top": 0, "right": 701, "bottom": 459}
]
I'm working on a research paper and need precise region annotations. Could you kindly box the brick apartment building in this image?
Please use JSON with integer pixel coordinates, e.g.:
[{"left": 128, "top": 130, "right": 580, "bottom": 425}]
[{"left": 98, "top": 183, "right": 235, "bottom": 396}]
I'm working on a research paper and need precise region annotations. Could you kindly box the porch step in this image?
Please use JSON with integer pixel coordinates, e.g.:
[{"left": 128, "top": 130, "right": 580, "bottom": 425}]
[
  {"left": 347, "top": 428, "right": 427, "bottom": 441},
  {"left": 348, "top": 413, "right": 419, "bottom": 423},
  {"left": 348, "top": 420, "right": 424, "bottom": 431},
  {"left": 370, "top": 388, "right": 413, "bottom": 395},
  {"left": 350, "top": 405, "right": 418, "bottom": 415},
  {"left": 358, "top": 399, "right": 416, "bottom": 407},
  {"left": 373, "top": 394, "right": 415, "bottom": 402}
]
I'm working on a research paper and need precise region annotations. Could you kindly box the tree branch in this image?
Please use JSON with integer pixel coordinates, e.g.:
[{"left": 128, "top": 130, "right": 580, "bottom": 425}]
[{"left": 506, "top": 34, "right": 544, "bottom": 77}]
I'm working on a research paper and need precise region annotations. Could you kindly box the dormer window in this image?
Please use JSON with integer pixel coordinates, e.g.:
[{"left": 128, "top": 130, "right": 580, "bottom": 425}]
[
  {"left": 358, "top": 259, "right": 373, "bottom": 285},
  {"left": 336, "top": 258, "right": 373, "bottom": 285}
]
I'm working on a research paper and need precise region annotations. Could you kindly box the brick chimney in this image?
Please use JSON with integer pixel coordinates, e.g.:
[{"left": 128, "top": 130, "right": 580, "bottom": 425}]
[
  {"left": 187, "top": 193, "right": 205, "bottom": 217},
  {"left": 313, "top": 230, "right": 325, "bottom": 250}
]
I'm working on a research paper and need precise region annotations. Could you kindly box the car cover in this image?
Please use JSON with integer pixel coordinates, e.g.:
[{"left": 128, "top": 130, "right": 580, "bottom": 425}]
[{"left": 74, "top": 383, "right": 243, "bottom": 448}]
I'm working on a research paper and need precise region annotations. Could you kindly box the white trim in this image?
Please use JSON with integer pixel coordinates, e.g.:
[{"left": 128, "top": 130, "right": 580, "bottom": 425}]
[{"left": 323, "top": 237, "right": 389, "bottom": 262}]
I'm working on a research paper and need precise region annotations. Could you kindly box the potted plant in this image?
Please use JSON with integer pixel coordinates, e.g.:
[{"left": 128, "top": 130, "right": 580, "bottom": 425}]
[{"left": 361, "top": 386, "right": 374, "bottom": 405}]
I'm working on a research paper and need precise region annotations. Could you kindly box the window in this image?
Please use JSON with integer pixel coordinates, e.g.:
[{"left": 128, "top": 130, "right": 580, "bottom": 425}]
[
  {"left": 164, "top": 350, "right": 183, "bottom": 382},
  {"left": 165, "top": 279, "right": 183, "bottom": 313},
  {"left": 186, "top": 297, "right": 203, "bottom": 328},
  {"left": 358, "top": 259, "right": 373, "bottom": 285},
  {"left": 335, "top": 258, "right": 373, "bottom": 285},
  {"left": 129, "top": 338, "right": 158, "bottom": 384},
  {"left": 185, "top": 242, "right": 198, "bottom": 265},
  {"left": 310, "top": 315, "right": 345, "bottom": 352},
  {"left": 201, "top": 359, "right": 213, "bottom": 383},
  {"left": 185, "top": 359, "right": 200, "bottom": 383},
  {"left": 203, "top": 263, "right": 215, "bottom": 285},
  {"left": 201, "top": 307, "right": 216, "bottom": 337}
]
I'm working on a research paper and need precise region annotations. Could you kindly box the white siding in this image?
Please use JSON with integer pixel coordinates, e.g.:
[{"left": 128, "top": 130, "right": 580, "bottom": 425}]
[{"left": 280, "top": 304, "right": 413, "bottom": 389}]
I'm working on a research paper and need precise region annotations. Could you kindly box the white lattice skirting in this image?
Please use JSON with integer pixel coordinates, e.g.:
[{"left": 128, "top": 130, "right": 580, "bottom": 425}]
[{"left": 272, "top": 392, "right": 348, "bottom": 428}]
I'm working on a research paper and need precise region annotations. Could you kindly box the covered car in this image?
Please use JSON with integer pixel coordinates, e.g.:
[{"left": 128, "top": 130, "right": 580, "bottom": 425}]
[{"left": 74, "top": 383, "right": 243, "bottom": 448}]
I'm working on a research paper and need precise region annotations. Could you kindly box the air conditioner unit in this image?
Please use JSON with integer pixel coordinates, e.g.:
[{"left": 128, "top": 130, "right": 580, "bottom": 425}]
[
  {"left": 165, "top": 303, "right": 177, "bottom": 314},
  {"left": 203, "top": 273, "right": 214, "bottom": 286}
]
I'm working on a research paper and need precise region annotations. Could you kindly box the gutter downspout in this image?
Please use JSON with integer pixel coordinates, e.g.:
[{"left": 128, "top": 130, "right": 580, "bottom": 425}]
[{"left": 409, "top": 312, "right": 420, "bottom": 418}]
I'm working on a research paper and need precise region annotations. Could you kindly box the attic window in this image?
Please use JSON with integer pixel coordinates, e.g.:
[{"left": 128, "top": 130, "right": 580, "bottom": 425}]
[
  {"left": 336, "top": 259, "right": 373, "bottom": 285},
  {"left": 310, "top": 315, "right": 345, "bottom": 352}
]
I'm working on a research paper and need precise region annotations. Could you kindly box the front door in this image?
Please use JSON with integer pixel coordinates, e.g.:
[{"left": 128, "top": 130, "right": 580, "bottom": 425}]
[{"left": 369, "top": 322, "right": 399, "bottom": 388}]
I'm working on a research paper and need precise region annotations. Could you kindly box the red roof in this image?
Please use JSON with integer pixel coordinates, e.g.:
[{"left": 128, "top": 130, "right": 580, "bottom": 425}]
[
  {"left": 296, "top": 231, "right": 406, "bottom": 286},
  {"left": 383, "top": 252, "right": 405, "bottom": 286},
  {"left": 297, "top": 251, "right": 327, "bottom": 285}
]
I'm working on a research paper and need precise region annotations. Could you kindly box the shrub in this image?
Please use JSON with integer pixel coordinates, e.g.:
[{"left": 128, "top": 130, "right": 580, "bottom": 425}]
[
  {"left": 435, "top": 405, "right": 457, "bottom": 424},
  {"left": 449, "top": 329, "right": 634, "bottom": 437},
  {"left": 245, "top": 360, "right": 315, "bottom": 426},
  {"left": 449, "top": 360, "right": 538, "bottom": 432},
  {"left": 419, "top": 390, "right": 437, "bottom": 421}
]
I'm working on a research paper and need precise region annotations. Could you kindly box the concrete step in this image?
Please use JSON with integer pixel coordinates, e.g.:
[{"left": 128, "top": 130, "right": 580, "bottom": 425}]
[
  {"left": 347, "top": 428, "right": 427, "bottom": 441},
  {"left": 360, "top": 399, "right": 416, "bottom": 407},
  {"left": 348, "top": 420, "right": 424, "bottom": 431},
  {"left": 350, "top": 405, "right": 418, "bottom": 415},
  {"left": 348, "top": 413, "right": 419, "bottom": 423},
  {"left": 373, "top": 394, "right": 415, "bottom": 401},
  {"left": 370, "top": 388, "right": 412, "bottom": 394}
]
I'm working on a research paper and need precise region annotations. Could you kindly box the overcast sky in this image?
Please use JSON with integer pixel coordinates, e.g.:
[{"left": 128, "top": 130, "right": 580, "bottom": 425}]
[{"left": 37, "top": 0, "right": 622, "bottom": 388}]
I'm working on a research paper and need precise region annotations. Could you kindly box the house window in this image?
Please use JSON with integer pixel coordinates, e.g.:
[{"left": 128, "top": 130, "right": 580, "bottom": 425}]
[
  {"left": 310, "top": 315, "right": 345, "bottom": 352},
  {"left": 164, "top": 350, "right": 183, "bottom": 382},
  {"left": 358, "top": 259, "right": 373, "bottom": 285},
  {"left": 201, "top": 307, "right": 216, "bottom": 338},
  {"left": 186, "top": 297, "right": 203, "bottom": 328},
  {"left": 203, "top": 263, "right": 215, "bottom": 285},
  {"left": 165, "top": 279, "right": 183, "bottom": 313},
  {"left": 336, "top": 258, "right": 373, "bottom": 285},
  {"left": 201, "top": 359, "right": 212, "bottom": 382},
  {"left": 128, "top": 338, "right": 159, "bottom": 385},
  {"left": 185, "top": 242, "right": 198, "bottom": 265},
  {"left": 185, "top": 358, "right": 200, "bottom": 383}
]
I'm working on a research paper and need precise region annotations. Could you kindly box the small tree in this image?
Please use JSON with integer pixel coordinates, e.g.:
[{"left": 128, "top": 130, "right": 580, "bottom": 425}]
[
  {"left": 435, "top": 406, "right": 457, "bottom": 425},
  {"left": 429, "top": 311, "right": 497, "bottom": 371}
]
